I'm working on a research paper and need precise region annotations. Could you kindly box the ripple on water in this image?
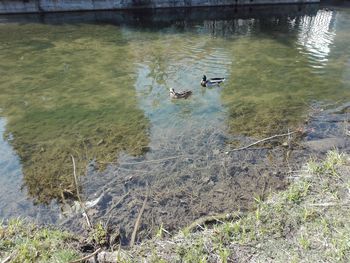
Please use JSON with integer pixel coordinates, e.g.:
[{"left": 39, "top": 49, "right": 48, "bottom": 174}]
[{"left": 296, "top": 9, "right": 337, "bottom": 74}]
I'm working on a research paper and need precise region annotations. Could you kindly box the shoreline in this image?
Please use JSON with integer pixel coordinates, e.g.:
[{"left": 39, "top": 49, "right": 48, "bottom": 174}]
[
  {"left": 1, "top": 101, "right": 349, "bottom": 246},
  {"left": 1, "top": 150, "right": 349, "bottom": 262}
]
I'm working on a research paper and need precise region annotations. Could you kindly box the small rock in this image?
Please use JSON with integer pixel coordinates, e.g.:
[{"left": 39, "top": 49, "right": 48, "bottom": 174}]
[
  {"left": 186, "top": 158, "right": 194, "bottom": 164},
  {"left": 61, "top": 203, "right": 72, "bottom": 216},
  {"left": 282, "top": 141, "right": 289, "bottom": 147},
  {"left": 87, "top": 208, "right": 98, "bottom": 216},
  {"left": 225, "top": 213, "right": 233, "bottom": 220},
  {"left": 215, "top": 188, "right": 225, "bottom": 193},
  {"left": 202, "top": 177, "right": 210, "bottom": 184},
  {"left": 180, "top": 199, "right": 187, "bottom": 205}
]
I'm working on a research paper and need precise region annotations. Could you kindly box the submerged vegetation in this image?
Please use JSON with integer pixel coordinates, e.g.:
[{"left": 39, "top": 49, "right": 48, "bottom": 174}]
[
  {"left": 222, "top": 34, "right": 350, "bottom": 137},
  {"left": 0, "top": 24, "right": 150, "bottom": 204},
  {"left": 1, "top": 150, "right": 349, "bottom": 262}
]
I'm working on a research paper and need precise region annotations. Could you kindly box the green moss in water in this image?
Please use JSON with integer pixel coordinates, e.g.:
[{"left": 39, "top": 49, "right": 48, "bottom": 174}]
[
  {"left": 222, "top": 36, "right": 350, "bottom": 137},
  {"left": 1, "top": 16, "right": 350, "bottom": 204},
  {"left": 0, "top": 24, "right": 150, "bottom": 204}
]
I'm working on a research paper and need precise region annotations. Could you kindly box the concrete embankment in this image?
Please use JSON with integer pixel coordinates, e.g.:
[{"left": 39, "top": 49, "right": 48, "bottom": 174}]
[
  {"left": 0, "top": 4, "right": 320, "bottom": 24},
  {"left": 0, "top": 0, "right": 319, "bottom": 14}
]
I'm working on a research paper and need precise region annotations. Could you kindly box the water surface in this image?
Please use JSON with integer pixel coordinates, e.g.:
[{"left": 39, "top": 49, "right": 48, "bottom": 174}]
[{"left": 0, "top": 4, "right": 349, "bottom": 238}]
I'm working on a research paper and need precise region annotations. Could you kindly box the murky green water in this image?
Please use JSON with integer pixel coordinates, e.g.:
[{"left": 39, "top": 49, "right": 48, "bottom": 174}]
[{"left": 0, "top": 4, "right": 349, "bottom": 227}]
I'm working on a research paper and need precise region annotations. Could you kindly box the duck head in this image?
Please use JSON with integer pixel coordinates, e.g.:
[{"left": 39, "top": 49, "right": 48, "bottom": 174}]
[{"left": 201, "top": 75, "right": 207, "bottom": 87}]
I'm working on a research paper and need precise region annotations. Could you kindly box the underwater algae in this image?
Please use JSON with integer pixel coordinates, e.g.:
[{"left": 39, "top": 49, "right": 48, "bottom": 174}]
[
  {"left": 0, "top": 8, "right": 350, "bottom": 207},
  {"left": 221, "top": 32, "right": 350, "bottom": 138},
  {"left": 0, "top": 23, "right": 149, "bottom": 204}
]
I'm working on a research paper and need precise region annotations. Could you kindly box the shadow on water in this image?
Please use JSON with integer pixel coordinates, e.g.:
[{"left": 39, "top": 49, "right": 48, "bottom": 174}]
[
  {"left": 0, "top": 3, "right": 350, "bottom": 243},
  {"left": 0, "top": 4, "right": 319, "bottom": 26}
]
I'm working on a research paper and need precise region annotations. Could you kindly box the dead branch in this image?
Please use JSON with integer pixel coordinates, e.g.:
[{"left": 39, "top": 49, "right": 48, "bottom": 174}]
[
  {"left": 69, "top": 247, "right": 101, "bottom": 263},
  {"left": 225, "top": 131, "right": 297, "bottom": 154},
  {"left": 130, "top": 195, "right": 148, "bottom": 247},
  {"left": 184, "top": 212, "right": 243, "bottom": 233},
  {"left": 1, "top": 252, "right": 15, "bottom": 263},
  {"left": 71, "top": 154, "right": 92, "bottom": 229},
  {"left": 309, "top": 202, "right": 350, "bottom": 207},
  {"left": 100, "top": 155, "right": 189, "bottom": 166}
]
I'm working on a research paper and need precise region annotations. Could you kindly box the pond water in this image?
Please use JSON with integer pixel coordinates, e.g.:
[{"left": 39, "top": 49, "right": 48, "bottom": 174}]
[{"left": 0, "top": 3, "right": 349, "bottom": 242}]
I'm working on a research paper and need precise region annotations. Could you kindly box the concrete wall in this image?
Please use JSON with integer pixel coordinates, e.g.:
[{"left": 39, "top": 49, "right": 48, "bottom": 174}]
[
  {"left": 0, "top": 0, "right": 320, "bottom": 14},
  {"left": 0, "top": 4, "right": 320, "bottom": 24}
]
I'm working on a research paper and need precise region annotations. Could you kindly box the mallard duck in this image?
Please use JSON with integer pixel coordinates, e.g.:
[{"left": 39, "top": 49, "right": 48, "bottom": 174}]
[
  {"left": 201, "top": 75, "right": 225, "bottom": 87},
  {"left": 169, "top": 88, "right": 192, "bottom": 99}
]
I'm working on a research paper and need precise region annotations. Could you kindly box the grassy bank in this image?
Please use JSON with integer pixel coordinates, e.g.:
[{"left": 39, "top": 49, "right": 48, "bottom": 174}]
[
  {"left": 0, "top": 219, "right": 82, "bottom": 262},
  {"left": 131, "top": 150, "right": 350, "bottom": 262},
  {"left": 1, "top": 150, "right": 349, "bottom": 262}
]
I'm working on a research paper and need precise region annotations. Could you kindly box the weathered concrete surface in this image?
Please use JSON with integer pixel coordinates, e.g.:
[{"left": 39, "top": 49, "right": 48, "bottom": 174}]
[
  {"left": 0, "top": 4, "right": 320, "bottom": 25},
  {"left": 0, "top": 0, "right": 319, "bottom": 14}
]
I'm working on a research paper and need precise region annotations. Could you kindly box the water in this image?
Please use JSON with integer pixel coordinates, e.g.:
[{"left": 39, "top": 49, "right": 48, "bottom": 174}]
[{"left": 0, "top": 4, "right": 349, "bottom": 239}]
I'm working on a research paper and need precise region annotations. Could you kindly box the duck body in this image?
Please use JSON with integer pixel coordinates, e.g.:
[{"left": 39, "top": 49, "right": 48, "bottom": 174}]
[
  {"left": 201, "top": 75, "right": 225, "bottom": 87},
  {"left": 169, "top": 88, "right": 192, "bottom": 99}
]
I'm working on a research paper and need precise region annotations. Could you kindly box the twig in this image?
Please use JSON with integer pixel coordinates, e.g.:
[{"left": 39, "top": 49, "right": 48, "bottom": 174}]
[
  {"left": 130, "top": 195, "right": 148, "bottom": 247},
  {"left": 71, "top": 155, "right": 82, "bottom": 204},
  {"left": 184, "top": 212, "right": 243, "bottom": 233},
  {"left": 101, "top": 155, "right": 189, "bottom": 166},
  {"left": 196, "top": 224, "right": 205, "bottom": 231},
  {"left": 309, "top": 202, "right": 349, "bottom": 207},
  {"left": 71, "top": 154, "right": 92, "bottom": 229},
  {"left": 1, "top": 252, "right": 15, "bottom": 263},
  {"left": 225, "top": 131, "right": 297, "bottom": 154},
  {"left": 69, "top": 247, "right": 102, "bottom": 263}
]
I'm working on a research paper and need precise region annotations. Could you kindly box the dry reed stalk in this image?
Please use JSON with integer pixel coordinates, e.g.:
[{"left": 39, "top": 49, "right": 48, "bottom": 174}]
[
  {"left": 71, "top": 154, "right": 92, "bottom": 229},
  {"left": 130, "top": 194, "right": 148, "bottom": 247},
  {"left": 69, "top": 247, "right": 101, "bottom": 263},
  {"left": 225, "top": 131, "right": 297, "bottom": 154}
]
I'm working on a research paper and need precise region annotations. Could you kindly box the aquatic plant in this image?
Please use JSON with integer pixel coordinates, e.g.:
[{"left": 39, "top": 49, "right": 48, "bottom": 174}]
[{"left": 0, "top": 24, "right": 150, "bottom": 204}]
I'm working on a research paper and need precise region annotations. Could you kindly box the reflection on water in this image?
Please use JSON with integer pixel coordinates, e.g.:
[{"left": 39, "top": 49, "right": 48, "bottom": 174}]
[
  {"left": 0, "top": 4, "right": 349, "bottom": 229},
  {"left": 297, "top": 10, "right": 336, "bottom": 71},
  {"left": 222, "top": 7, "right": 350, "bottom": 137}
]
